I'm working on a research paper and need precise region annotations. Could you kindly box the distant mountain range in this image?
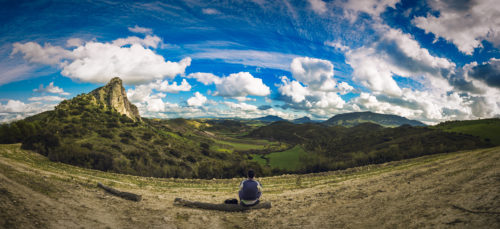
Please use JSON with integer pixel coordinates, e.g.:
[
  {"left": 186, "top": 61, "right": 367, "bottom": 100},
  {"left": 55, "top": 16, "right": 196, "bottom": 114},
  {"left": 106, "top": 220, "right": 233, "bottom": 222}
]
[
  {"left": 324, "top": 111, "right": 426, "bottom": 127},
  {"left": 252, "top": 115, "right": 286, "bottom": 122},
  {"left": 252, "top": 112, "right": 425, "bottom": 127}
]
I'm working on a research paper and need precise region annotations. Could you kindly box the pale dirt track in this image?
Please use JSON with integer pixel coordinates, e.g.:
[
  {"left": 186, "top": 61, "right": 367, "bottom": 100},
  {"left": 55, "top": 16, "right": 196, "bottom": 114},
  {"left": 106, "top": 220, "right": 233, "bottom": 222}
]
[{"left": 0, "top": 144, "right": 499, "bottom": 228}]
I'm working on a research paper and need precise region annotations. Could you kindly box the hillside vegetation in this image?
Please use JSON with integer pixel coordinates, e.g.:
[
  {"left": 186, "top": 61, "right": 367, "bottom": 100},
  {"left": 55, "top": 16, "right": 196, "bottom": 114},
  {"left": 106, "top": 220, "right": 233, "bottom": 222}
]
[
  {"left": 434, "top": 119, "right": 500, "bottom": 145},
  {"left": 0, "top": 78, "right": 497, "bottom": 180},
  {"left": 249, "top": 121, "right": 491, "bottom": 173},
  {"left": 0, "top": 144, "right": 498, "bottom": 228}
]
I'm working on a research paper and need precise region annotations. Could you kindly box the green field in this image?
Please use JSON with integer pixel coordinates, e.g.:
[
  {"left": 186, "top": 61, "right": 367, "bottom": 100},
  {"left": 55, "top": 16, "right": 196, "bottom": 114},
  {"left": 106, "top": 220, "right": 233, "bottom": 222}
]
[
  {"left": 212, "top": 137, "right": 286, "bottom": 152},
  {"left": 435, "top": 119, "right": 500, "bottom": 145},
  {"left": 252, "top": 145, "right": 308, "bottom": 170}
]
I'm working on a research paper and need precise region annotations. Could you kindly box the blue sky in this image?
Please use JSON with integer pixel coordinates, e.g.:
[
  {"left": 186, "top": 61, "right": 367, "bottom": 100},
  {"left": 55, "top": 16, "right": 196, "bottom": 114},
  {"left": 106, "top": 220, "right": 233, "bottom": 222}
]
[{"left": 1, "top": 0, "right": 499, "bottom": 124}]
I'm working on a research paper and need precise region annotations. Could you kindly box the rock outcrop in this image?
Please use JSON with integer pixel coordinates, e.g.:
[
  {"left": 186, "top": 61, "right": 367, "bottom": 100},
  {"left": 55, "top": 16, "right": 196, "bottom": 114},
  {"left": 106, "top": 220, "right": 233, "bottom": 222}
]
[{"left": 89, "top": 77, "right": 141, "bottom": 121}]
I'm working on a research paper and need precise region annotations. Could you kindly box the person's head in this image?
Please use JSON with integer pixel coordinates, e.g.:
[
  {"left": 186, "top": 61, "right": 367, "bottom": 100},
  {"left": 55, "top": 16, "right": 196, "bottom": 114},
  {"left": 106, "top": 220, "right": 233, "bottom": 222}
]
[{"left": 247, "top": 169, "right": 255, "bottom": 179}]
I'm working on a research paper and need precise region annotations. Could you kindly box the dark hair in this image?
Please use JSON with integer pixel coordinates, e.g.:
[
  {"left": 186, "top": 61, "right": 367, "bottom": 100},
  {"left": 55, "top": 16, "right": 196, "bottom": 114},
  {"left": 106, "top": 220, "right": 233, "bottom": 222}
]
[{"left": 247, "top": 169, "right": 255, "bottom": 178}]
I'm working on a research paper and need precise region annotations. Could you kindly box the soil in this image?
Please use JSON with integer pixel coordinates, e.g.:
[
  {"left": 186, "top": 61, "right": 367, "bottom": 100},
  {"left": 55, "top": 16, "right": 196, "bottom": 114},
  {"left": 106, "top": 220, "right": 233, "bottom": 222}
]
[{"left": 0, "top": 145, "right": 498, "bottom": 228}]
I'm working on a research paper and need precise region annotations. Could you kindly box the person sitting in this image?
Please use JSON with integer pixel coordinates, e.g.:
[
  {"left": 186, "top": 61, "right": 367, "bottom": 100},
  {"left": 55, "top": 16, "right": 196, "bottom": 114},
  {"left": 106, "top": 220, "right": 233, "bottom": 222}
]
[{"left": 238, "top": 169, "right": 263, "bottom": 206}]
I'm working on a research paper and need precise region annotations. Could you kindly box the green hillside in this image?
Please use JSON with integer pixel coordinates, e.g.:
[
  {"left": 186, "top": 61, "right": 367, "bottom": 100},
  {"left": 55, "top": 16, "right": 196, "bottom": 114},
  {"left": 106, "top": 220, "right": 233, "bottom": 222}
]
[
  {"left": 434, "top": 118, "right": 500, "bottom": 145},
  {"left": 252, "top": 145, "right": 307, "bottom": 171}
]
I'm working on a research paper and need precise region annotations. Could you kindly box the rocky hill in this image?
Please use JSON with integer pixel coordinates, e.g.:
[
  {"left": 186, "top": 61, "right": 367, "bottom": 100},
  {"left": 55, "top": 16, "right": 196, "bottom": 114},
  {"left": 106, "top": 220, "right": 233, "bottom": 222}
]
[
  {"left": 88, "top": 77, "right": 141, "bottom": 121},
  {"left": 324, "top": 111, "right": 426, "bottom": 127}
]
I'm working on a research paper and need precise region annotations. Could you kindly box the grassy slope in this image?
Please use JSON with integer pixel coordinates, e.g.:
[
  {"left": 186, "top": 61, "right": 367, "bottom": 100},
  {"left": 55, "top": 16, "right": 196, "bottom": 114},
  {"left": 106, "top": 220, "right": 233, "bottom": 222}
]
[
  {"left": 252, "top": 145, "right": 308, "bottom": 170},
  {"left": 1, "top": 144, "right": 498, "bottom": 228},
  {"left": 434, "top": 119, "right": 500, "bottom": 145}
]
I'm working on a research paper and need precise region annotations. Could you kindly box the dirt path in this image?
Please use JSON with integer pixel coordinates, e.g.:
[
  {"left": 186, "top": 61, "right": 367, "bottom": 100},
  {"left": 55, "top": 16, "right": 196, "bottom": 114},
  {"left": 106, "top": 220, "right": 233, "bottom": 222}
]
[{"left": 0, "top": 145, "right": 498, "bottom": 228}]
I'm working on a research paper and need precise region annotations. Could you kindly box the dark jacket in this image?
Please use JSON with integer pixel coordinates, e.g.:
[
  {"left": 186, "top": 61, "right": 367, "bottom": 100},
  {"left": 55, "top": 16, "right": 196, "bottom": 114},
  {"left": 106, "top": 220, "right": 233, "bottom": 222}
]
[{"left": 238, "top": 179, "right": 262, "bottom": 202}]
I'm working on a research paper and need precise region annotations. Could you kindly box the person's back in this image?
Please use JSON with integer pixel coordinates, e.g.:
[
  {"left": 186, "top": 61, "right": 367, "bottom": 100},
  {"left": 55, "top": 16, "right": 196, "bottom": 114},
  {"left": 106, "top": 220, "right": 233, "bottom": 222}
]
[{"left": 238, "top": 169, "right": 262, "bottom": 206}]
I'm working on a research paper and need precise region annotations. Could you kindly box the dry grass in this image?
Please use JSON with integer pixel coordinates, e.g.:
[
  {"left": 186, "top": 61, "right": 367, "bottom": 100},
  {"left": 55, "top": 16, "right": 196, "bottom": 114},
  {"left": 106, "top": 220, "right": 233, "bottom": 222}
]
[{"left": 0, "top": 144, "right": 498, "bottom": 228}]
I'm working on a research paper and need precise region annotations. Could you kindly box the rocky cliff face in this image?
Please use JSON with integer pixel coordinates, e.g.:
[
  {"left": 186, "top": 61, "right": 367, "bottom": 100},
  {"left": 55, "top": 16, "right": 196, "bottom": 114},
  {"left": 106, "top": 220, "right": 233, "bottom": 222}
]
[{"left": 89, "top": 77, "right": 141, "bottom": 121}]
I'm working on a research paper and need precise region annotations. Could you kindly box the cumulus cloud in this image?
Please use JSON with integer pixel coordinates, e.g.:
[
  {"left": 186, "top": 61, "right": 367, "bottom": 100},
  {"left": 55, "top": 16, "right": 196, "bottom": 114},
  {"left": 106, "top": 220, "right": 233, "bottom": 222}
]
[
  {"left": 279, "top": 76, "right": 345, "bottom": 110},
  {"left": 215, "top": 72, "right": 270, "bottom": 98},
  {"left": 278, "top": 57, "right": 350, "bottom": 112},
  {"left": 66, "top": 38, "right": 84, "bottom": 47},
  {"left": 33, "top": 82, "right": 70, "bottom": 95},
  {"left": 128, "top": 25, "right": 153, "bottom": 34},
  {"left": 187, "top": 92, "right": 207, "bottom": 107},
  {"left": 291, "top": 57, "right": 336, "bottom": 91},
  {"left": 12, "top": 35, "right": 191, "bottom": 85},
  {"left": 151, "top": 79, "right": 192, "bottom": 93},
  {"left": 413, "top": 0, "right": 500, "bottom": 55},
  {"left": 223, "top": 101, "right": 258, "bottom": 111},
  {"left": 11, "top": 42, "right": 73, "bottom": 65},
  {"left": 186, "top": 72, "right": 221, "bottom": 85},
  {"left": 188, "top": 72, "right": 270, "bottom": 100},
  {"left": 278, "top": 57, "right": 353, "bottom": 112},
  {"left": 467, "top": 58, "right": 500, "bottom": 88},
  {"left": 0, "top": 100, "right": 56, "bottom": 123},
  {"left": 344, "top": 26, "right": 455, "bottom": 96},
  {"left": 308, "top": 0, "right": 327, "bottom": 15},
  {"left": 127, "top": 84, "right": 152, "bottom": 103},
  {"left": 28, "top": 96, "right": 65, "bottom": 102}
]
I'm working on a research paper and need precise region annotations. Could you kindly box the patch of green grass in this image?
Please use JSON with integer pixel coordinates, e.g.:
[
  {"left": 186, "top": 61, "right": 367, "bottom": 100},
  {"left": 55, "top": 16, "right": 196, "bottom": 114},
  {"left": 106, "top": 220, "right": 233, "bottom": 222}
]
[
  {"left": 268, "top": 145, "right": 307, "bottom": 170},
  {"left": 435, "top": 119, "right": 500, "bottom": 145},
  {"left": 252, "top": 145, "right": 307, "bottom": 170},
  {"left": 212, "top": 138, "right": 271, "bottom": 151}
]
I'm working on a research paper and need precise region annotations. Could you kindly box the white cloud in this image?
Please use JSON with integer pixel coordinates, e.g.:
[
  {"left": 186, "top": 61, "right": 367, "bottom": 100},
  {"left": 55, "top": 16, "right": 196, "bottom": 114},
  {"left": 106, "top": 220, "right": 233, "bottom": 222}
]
[
  {"left": 223, "top": 101, "right": 258, "bottom": 111},
  {"left": 12, "top": 35, "right": 191, "bottom": 85},
  {"left": 202, "top": 8, "right": 220, "bottom": 15},
  {"left": 11, "top": 42, "right": 73, "bottom": 65},
  {"left": 33, "top": 82, "right": 70, "bottom": 95},
  {"left": 151, "top": 79, "right": 191, "bottom": 93},
  {"left": 337, "top": 82, "right": 354, "bottom": 95},
  {"left": 290, "top": 57, "right": 336, "bottom": 91},
  {"left": 28, "top": 96, "right": 65, "bottom": 102},
  {"left": 0, "top": 63, "right": 40, "bottom": 86},
  {"left": 278, "top": 76, "right": 310, "bottom": 103},
  {"left": 66, "top": 38, "right": 84, "bottom": 47},
  {"left": 343, "top": 0, "right": 399, "bottom": 21},
  {"left": 128, "top": 25, "right": 153, "bottom": 34},
  {"left": 187, "top": 92, "right": 207, "bottom": 107},
  {"left": 63, "top": 42, "right": 191, "bottom": 85},
  {"left": 0, "top": 100, "right": 32, "bottom": 113},
  {"left": 413, "top": 0, "right": 500, "bottom": 55},
  {"left": 146, "top": 98, "right": 167, "bottom": 112},
  {"left": 215, "top": 72, "right": 270, "bottom": 98},
  {"left": 127, "top": 84, "right": 152, "bottom": 103},
  {"left": 344, "top": 26, "right": 455, "bottom": 96},
  {"left": 191, "top": 49, "right": 298, "bottom": 71},
  {"left": 277, "top": 57, "right": 351, "bottom": 113},
  {"left": 111, "top": 35, "right": 162, "bottom": 48},
  {"left": 186, "top": 72, "right": 222, "bottom": 85},
  {"left": 324, "top": 41, "right": 349, "bottom": 52},
  {"left": 308, "top": 0, "right": 327, "bottom": 15},
  {"left": 346, "top": 46, "right": 403, "bottom": 96},
  {"left": 278, "top": 76, "right": 345, "bottom": 110},
  {"left": 0, "top": 100, "right": 57, "bottom": 123}
]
